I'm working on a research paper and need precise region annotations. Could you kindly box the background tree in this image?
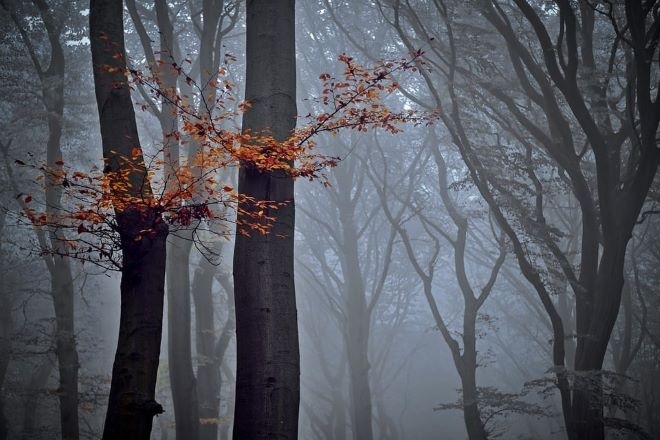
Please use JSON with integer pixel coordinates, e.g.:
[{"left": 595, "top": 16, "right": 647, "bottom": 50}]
[
  {"left": 0, "top": 1, "right": 80, "bottom": 437},
  {"left": 323, "top": 0, "right": 658, "bottom": 437}
]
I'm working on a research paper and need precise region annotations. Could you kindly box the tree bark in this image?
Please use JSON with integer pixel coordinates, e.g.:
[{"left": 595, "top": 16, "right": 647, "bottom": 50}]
[
  {"left": 167, "top": 237, "right": 199, "bottom": 439},
  {"left": 21, "top": 359, "right": 54, "bottom": 440},
  {"left": 192, "top": 259, "right": 223, "bottom": 440},
  {"left": 461, "top": 308, "right": 489, "bottom": 440},
  {"left": 232, "top": 0, "right": 299, "bottom": 438},
  {"left": 0, "top": 278, "right": 10, "bottom": 440},
  {"left": 90, "top": 1, "right": 168, "bottom": 439}
]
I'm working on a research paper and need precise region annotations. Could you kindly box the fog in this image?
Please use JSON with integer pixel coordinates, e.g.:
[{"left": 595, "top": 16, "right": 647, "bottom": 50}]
[{"left": 0, "top": 1, "right": 658, "bottom": 439}]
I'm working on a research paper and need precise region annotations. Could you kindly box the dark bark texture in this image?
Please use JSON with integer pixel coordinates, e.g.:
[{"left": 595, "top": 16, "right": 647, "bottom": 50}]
[
  {"left": 232, "top": 0, "right": 300, "bottom": 438},
  {"left": 90, "top": 1, "right": 169, "bottom": 439}
]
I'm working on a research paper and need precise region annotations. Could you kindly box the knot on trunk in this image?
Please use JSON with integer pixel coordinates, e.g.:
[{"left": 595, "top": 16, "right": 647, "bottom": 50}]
[{"left": 130, "top": 398, "right": 164, "bottom": 417}]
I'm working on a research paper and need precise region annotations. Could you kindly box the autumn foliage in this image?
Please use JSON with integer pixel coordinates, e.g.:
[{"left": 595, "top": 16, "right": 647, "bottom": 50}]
[{"left": 14, "top": 50, "right": 435, "bottom": 268}]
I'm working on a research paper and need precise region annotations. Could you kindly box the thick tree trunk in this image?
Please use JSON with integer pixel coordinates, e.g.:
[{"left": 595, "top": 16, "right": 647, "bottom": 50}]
[
  {"left": 102, "top": 214, "right": 168, "bottom": 440},
  {"left": 572, "top": 234, "right": 628, "bottom": 439},
  {"left": 232, "top": 0, "right": 299, "bottom": 438},
  {"left": 90, "top": 1, "right": 168, "bottom": 439}
]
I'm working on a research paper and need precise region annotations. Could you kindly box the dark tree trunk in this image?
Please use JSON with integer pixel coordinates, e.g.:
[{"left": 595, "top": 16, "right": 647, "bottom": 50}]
[
  {"left": 232, "top": 0, "right": 299, "bottom": 438},
  {"left": 90, "top": 1, "right": 168, "bottom": 439},
  {"left": 51, "top": 262, "right": 79, "bottom": 440},
  {"left": 101, "top": 214, "right": 168, "bottom": 440},
  {"left": 572, "top": 234, "right": 628, "bottom": 440},
  {"left": 0, "top": 275, "right": 11, "bottom": 440},
  {"left": 461, "top": 309, "right": 488, "bottom": 440}
]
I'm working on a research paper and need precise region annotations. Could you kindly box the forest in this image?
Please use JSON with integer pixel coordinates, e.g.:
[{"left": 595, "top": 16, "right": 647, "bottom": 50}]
[{"left": 0, "top": 0, "right": 658, "bottom": 439}]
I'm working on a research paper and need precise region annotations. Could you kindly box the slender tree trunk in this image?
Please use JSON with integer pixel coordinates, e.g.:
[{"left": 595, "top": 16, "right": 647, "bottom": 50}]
[
  {"left": 21, "top": 359, "right": 53, "bottom": 440},
  {"left": 167, "top": 236, "right": 200, "bottom": 439},
  {"left": 215, "top": 277, "right": 236, "bottom": 440},
  {"left": 232, "top": 0, "right": 299, "bottom": 438},
  {"left": 339, "top": 213, "right": 373, "bottom": 440},
  {"left": 192, "top": 259, "right": 221, "bottom": 440},
  {"left": 90, "top": 1, "right": 168, "bottom": 438},
  {"left": 150, "top": 2, "right": 202, "bottom": 436},
  {"left": 461, "top": 308, "right": 488, "bottom": 440},
  {"left": 51, "top": 262, "right": 79, "bottom": 440},
  {"left": 44, "top": 59, "right": 79, "bottom": 440},
  {"left": 4, "top": 1, "right": 82, "bottom": 436},
  {"left": 345, "top": 310, "right": 372, "bottom": 440}
]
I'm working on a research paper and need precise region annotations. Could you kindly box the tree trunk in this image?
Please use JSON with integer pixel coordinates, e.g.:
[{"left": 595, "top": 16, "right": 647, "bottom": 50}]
[
  {"left": 51, "top": 262, "right": 79, "bottom": 440},
  {"left": 338, "top": 204, "right": 373, "bottom": 440},
  {"left": 572, "top": 234, "right": 628, "bottom": 440},
  {"left": 192, "top": 260, "right": 221, "bottom": 440},
  {"left": 21, "top": 359, "right": 53, "bottom": 440},
  {"left": 90, "top": 1, "right": 168, "bottom": 438},
  {"left": 101, "top": 209, "right": 168, "bottom": 440},
  {"left": 345, "top": 306, "right": 372, "bottom": 440},
  {"left": 167, "top": 236, "right": 200, "bottom": 440},
  {"left": 461, "top": 310, "right": 488, "bottom": 440},
  {"left": 5, "top": 1, "right": 82, "bottom": 436},
  {"left": 0, "top": 280, "right": 11, "bottom": 440},
  {"left": 232, "top": 0, "right": 299, "bottom": 438}
]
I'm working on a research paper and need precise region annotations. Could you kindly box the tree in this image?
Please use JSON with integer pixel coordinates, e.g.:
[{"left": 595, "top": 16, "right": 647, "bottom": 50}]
[
  {"left": 232, "top": 0, "right": 300, "bottom": 438},
  {"left": 357, "top": 0, "right": 659, "bottom": 437},
  {"left": 90, "top": 1, "right": 168, "bottom": 438},
  {"left": 370, "top": 129, "right": 507, "bottom": 440},
  {"left": 469, "top": 3, "right": 659, "bottom": 437},
  {"left": 0, "top": 1, "right": 80, "bottom": 438},
  {"left": 29, "top": 4, "right": 423, "bottom": 438}
]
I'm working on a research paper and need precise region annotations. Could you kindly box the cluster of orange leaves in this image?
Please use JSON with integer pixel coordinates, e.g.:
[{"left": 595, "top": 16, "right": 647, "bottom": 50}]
[{"left": 15, "top": 50, "right": 437, "bottom": 265}]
